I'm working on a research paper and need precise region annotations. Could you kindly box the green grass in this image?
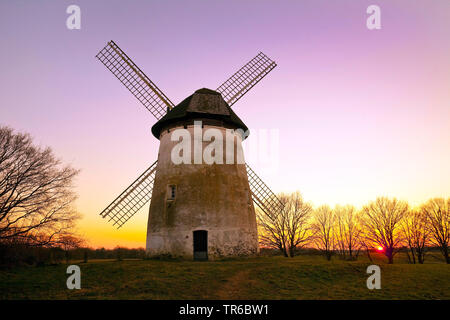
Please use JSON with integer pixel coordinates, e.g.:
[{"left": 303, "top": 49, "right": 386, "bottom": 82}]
[{"left": 0, "top": 253, "right": 448, "bottom": 300}]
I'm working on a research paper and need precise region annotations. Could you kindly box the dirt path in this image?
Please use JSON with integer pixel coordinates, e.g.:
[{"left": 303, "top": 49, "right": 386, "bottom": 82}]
[{"left": 215, "top": 269, "right": 254, "bottom": 299}]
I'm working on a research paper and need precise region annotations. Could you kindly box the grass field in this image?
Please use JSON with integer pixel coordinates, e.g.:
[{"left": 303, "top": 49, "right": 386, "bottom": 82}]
[{"left": 0, "top": 253, "right": 448, "bottom": 300}]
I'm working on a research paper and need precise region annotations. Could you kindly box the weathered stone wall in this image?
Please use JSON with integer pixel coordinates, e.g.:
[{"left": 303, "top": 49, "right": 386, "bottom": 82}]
[{"left": 146, "top": 124, "right": 259, "bottom": 259}]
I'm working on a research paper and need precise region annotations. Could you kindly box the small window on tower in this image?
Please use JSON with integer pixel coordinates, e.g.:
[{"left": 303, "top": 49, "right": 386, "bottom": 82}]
[{"left": 167, "top": 185, "right": 176, "bottom": 200}]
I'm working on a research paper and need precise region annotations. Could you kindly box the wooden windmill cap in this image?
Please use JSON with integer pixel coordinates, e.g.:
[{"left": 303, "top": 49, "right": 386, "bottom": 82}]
[{"left": 151, "top": 88, "right": 249, "bottom": 139}]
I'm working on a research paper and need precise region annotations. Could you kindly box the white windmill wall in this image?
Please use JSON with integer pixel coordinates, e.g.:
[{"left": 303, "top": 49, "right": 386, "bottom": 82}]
[{"left": 146, "top": 124, "right": 259, "bottom": 259}]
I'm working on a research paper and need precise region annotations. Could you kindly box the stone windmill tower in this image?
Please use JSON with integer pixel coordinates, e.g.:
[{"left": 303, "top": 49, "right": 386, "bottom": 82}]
[{"left": 96, "top": 41, "right": 284, "bottom": 260}]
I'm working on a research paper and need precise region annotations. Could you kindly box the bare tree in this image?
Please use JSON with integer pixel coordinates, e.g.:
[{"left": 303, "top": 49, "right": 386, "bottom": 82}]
[
  {"left": 334, "top": 205, "right": 363, "bottom": 260},
  {"left": 284, "top": 192, "right": 313, "bottom": 257},
  {"left": 59, "top": 235, "right": 84, "bottom": 263},
  {"left": 0, "top": 126, "right": 81, "bottom": 246},
  {"left": 401, "top": 209, "right": 429, "bottom": 264},
  {"left": 311, "top": 205, "right": 335, "bottom": 261},
  {"left": 360, "top": 240, "right": 373, "bottom": 263},
  {"left": 421, "top": 198, "right": 449, "bottom": 264},
  {"left": 257, "top": 192, "right": 312, "bottom": 257},
  {"left": 361, "top": 197, "right": 408, "bottom": 264},
  {"left": 257, "top": 197, "right": 289, "bottom": 257}
]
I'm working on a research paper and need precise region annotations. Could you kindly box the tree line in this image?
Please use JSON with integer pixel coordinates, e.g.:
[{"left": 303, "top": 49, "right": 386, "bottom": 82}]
[
  {"left": 1, "top": 126, "right": 449, "bottom": 266},
  {"left": 257, "top": 192, "right": 449, "bottom": 264}
]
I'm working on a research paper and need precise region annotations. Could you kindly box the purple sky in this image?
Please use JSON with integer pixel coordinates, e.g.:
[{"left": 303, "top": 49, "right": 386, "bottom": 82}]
[{"left": 1, "top": 0, "right": 449, "bottom": 248}]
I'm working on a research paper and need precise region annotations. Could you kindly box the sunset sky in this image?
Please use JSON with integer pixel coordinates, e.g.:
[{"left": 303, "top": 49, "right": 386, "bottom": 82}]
[{"left": 1, "top": 0, "right": 449, "bottom": 248}]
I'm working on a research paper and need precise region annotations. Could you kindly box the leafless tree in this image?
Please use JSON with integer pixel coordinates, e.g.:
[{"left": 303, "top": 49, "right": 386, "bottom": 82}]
[
  {"left": 311, "top": 205, "right": 335, "bottom": 261},
  {"left": 257, "top": 198, "right": 288, "bottom": 257},
  {"left": 59, "top": 235, "right": 84, "bottom": 263},
  {"left": 283, "top": 192, "right": 313, "bottom": 257},
  {"left": 0, "top": 126, "right": 81, "bottom": 246},
  {"left": 420, "top": 198, "right": 449, "bottom": 264},
  {"left": 360, "top": 240, "right": 373, "bottom": 263},
  {"left": 361, "top": 197, "right": 408, "bottom": 264},
  {"left": 334, "top": 205, "right": 363, "bottom": 260},
  {"left": 257, "top": 192, "right": 312, "bottom": 257},
  {"left": 401, "top": 209, "right": 429, "bottom": 264}
]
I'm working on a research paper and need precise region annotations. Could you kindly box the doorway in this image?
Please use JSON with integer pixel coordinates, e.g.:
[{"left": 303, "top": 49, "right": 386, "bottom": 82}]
[{"left": 193, "top": 230, "right": 208, "bottom": 261}]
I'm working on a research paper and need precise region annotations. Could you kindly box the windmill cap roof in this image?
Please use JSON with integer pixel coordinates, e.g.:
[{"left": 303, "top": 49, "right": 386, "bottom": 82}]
[{"left": 151, "top": 88, "right": 249, "bottom": 139}]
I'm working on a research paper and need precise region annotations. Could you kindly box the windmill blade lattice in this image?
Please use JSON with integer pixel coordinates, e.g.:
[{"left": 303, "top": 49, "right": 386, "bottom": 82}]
[
  {"left": 100, "top": 161, "right": 158, "bottom": 228},
  {"left": 216, "top": 52, "right": 277, "bottom": 107},
  {"left": 246, "top": 163, "right": 284, "bottom": 217},
  {"left": 96, "top": 40, "right": 174, "bottom": 120}
]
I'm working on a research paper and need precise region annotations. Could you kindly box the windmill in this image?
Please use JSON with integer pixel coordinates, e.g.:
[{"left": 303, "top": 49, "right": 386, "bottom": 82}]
[{"left": 96, "top": 40, "right": 284, "bottom": 260}]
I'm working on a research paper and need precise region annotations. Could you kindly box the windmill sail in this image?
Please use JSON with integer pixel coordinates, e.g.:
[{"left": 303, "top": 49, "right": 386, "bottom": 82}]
[
  {"left": 96, "top": 40, "right": 174, "bottom": 120},
  {"left": 100, "top": 161, "right": 158, "bottom": 228},
  {"left": 216, "top": 52, "right": 277, "bottom": 107},
  {"left": 246, "top": 163, "right": 284, "bottom": 217}
]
